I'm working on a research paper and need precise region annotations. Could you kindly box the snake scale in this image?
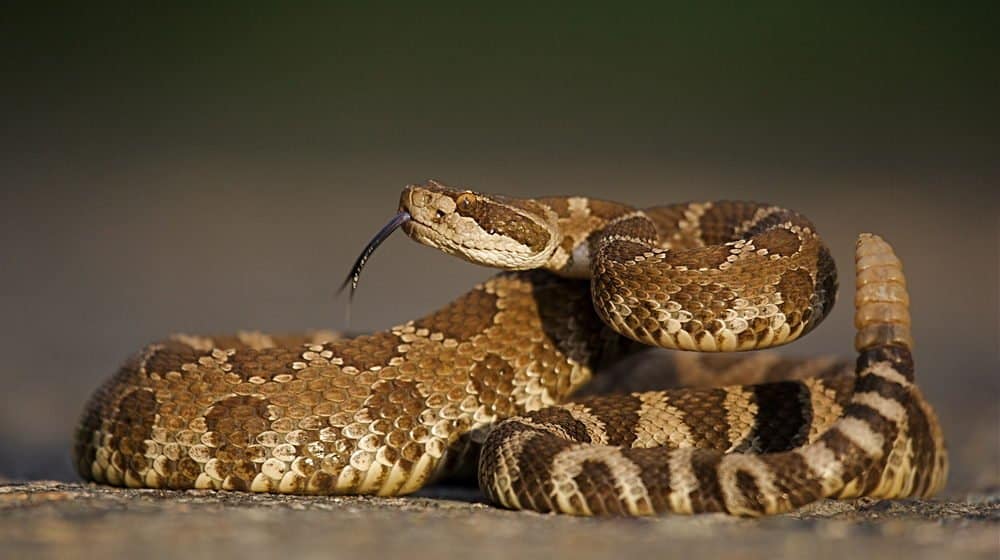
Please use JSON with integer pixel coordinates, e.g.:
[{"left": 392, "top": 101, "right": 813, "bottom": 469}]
[{"left": 75, "top": 181, "right": 947, "bottom": 516}]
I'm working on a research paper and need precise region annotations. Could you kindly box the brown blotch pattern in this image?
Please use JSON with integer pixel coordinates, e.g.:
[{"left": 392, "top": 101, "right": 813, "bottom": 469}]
[
  {"left": 75, "top": 193, "right": 944, "bottom": 517},
  {"left": 145, "top": 343, "right": 204, "bottom": 376},
  {"left": 110, "top": 388, "right": 157, "bottom": 483},
  {"left": 741, "top": 209, "right": 814, "bottom": 238},
  {"left": 637, "top": 204, "right": 692, "bottom": 246},
  {"left": 601, "top": 213, "right": 659, "bottom": 243},
  {"left": 327, "top": 331, "right": 403, "bottom": 371},
  {"left": 696, "top": 202, "right": 762, "bottom": 244},
  {"left": 414, "top": 288, "right": 500, "bottom": 341},
  {"left": 660, "top": 245, "right": 733, "bottom": 270},
  {"left": 228, "top": 347, "right": 301, "bottom": 381},
  {"left": 776, "top": 267, "right": 816, "bottom": 321},
  {"left": 751, "top": 227, "right": 802, "bottom": 257},
  {"left": 587, "top": 199, "right": 638, "bottom": 221},
  {"left": 201, "top": 395, "right": 272, "bottom": 488}
]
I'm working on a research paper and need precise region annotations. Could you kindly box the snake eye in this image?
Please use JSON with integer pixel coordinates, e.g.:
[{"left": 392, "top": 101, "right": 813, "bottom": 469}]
[{"left": 456, "top": 192, "right": 476, "bottom": 211}]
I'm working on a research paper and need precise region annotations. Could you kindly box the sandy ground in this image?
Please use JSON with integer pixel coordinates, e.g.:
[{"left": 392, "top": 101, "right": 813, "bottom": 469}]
[{"left": 1, "top": 481, "right": 996, "bottom": 560}]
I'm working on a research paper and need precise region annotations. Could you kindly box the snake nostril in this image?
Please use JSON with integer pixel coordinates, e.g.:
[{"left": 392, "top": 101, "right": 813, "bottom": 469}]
[{"left": 435, "top": 209, "right": 446, "bottom": 220}]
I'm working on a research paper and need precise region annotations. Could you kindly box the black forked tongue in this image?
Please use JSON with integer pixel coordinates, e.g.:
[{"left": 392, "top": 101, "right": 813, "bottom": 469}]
[{"left": 338, "top": 211, "right": 412, "bottom": 301}]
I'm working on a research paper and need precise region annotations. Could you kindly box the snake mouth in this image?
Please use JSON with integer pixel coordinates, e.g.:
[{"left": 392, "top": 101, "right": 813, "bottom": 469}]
[
  {"left": 401, "top": 215, "right": 434, "bottom": 234},
  {"left": 400, "top": 217, "right": 470, "bottom": 256},
  {"left": 338, "top": 210, "right": 412, "bottom": 299}
]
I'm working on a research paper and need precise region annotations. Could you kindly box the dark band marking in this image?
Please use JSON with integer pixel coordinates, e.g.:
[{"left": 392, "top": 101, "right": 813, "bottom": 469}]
[
  {"left": 574, "top": 395, "right": 642, "bottom": 447},
  {"left": 688, "top": 450, "right": 725, "bottom": 513},
  {"left": 857, "top": 345, "right": 914, "bottom": 380},
  {"left": 904, "top": 394, "right": 938, "bottom": 496},
  {"left": 511, "top": 426, "right": 574, "bottom": 513},
  {"left": 846, "top": 403, "right": 896, "bottom": 457},
  {"left": 869, "top": 376, "right": 911, "bottom": 409},
  {"left": 741, "top": 209, "right": 814, "bottom": 239},
  {"left": 455, "top": 198, "right": 551, "bottom": 252},
  {"left": 597, "top": 240, "right": 655, "bottom": 267},
  {"left": 599, "top": 214, "right": 659, "bottom": 247},
  {"left": 574, "top": 460, "right": 626, "bottom": 515},
  {"left": 623, "top": 447, "right": 671, "bottom": 512},
  {"left": 697, "top": 202, "right": 762, "bottom": 245},
  {"left": 734, "top": 470, "right": 765, "bottom": 514},
  {"left": 821, "top": 427, "right": 867, "bottom": 472},
  {"left": 530, "top": 274, "right": 615, "bottom": 369},
  {"left": 587, "top": 199, "right": 638, "bottom": 221},
  {"left": 815, "top": 245, "right": 838, "bottom": 316},
  {"left": 766, "top": 451, "right": 824, "bottom": 507},
  {"left": 639, "top": 204, "right": 695, "bottom": 247},
  {"left": 732, "top": 381, "right": 812, "bottom": 453},
  {"left": 523, "top": 408, "right": 592, "bottom": 443}
]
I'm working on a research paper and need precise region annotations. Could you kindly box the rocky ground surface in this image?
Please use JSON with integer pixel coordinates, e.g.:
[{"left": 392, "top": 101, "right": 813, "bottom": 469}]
[{"left": 0, "top": 481, "right": 997, "bottom": 560}]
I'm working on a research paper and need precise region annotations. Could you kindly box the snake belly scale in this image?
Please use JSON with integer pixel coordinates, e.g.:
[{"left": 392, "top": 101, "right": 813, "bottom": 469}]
[{"left": 74, "top": 181, "right": 946, "bottom": 515}]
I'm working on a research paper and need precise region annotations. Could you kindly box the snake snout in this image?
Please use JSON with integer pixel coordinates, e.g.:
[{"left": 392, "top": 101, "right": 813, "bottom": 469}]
[{"left": 401, "top": 183, "right": 460, "bottom": 224}]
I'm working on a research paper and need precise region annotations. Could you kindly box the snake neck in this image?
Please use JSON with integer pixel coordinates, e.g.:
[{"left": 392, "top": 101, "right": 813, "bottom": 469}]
[{"left": 536, "top": 196, "right": 638, "bottom": 278}]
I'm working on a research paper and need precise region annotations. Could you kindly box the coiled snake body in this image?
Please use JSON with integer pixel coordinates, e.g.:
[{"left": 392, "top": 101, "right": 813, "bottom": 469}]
[{"left": 75, "top": 182, "right": 947, "bottom": 516}]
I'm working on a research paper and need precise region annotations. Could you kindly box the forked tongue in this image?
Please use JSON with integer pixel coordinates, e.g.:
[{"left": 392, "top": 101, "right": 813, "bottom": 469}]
[{"left": 337, "top": 211, "right": 412, "bottom": 325}]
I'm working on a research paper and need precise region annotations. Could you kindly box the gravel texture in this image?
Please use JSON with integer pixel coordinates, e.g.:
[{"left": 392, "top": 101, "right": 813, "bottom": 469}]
[{"left": 1, "top": 481, "right": 997, "bottom": 560}]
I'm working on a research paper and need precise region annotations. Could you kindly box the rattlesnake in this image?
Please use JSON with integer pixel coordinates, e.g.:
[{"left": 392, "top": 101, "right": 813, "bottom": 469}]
[{"left": 74, "top": 181, "right": 947, "bottom": 515}]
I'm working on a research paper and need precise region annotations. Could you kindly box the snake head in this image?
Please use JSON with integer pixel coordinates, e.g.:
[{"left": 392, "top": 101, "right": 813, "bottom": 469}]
[{"left": 399, "top": 180, "right": 561, "bottom": 270}]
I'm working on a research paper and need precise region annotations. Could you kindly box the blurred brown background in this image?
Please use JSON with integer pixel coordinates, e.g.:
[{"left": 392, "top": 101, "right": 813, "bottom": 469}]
[{"left": 1, "top": 4, "right": 996, "bottom": 492}]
